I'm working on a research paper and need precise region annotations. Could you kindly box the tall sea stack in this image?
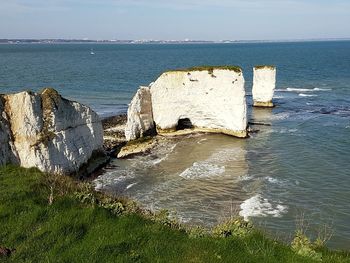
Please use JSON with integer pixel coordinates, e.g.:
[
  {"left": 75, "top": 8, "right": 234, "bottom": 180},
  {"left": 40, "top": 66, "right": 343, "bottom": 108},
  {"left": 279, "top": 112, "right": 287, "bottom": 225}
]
[{"left": 252, "top": 65, "right": 276, "bottom": 107}]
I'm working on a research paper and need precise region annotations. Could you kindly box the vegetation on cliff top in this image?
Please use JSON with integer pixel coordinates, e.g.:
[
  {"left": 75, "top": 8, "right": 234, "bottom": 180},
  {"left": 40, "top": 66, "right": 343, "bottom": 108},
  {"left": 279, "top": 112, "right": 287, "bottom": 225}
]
[
  {"left": 1, "top": 166, "right": 349, "bottom": 262},
  {"left": 166, "top": 65, "right": 242, "bottom": 74},
  {"left": 254, "top": 65, "right": 276, "bottom": 70}
]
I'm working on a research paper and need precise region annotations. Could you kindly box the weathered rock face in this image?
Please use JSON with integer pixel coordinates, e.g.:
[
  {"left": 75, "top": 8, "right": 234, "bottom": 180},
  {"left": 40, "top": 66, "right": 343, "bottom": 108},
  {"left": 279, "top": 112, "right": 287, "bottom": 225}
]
[
  {"left": 125, "top": 86, "right": 155, "bottom": 141},
  {"left": 252, "top": 66, "right": 276, "bottom": 107},
  {"left": 0, "top": 88, "right": 104, "bottom": 174},
  {"left": 150, "top": 67, "right": 247, "bottom": 138},
  {"left": 0, "top": 97, "right": 19, "bottom": 166}
]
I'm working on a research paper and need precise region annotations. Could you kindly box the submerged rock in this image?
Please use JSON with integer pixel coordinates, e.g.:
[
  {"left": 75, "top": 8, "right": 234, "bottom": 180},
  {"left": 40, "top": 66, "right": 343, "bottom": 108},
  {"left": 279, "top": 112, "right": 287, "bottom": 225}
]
[
  {"left": 125, "top": 66, "right": 247, "bottom": 143},
  {"left": 102, "top": 114, "right": 127, "bottom": 152},
  {"left": 252, "top": 65, "right": 276, "bottom": 107},
  {"left": 0, "top": 88, "right": 105, "bottom": 175}
]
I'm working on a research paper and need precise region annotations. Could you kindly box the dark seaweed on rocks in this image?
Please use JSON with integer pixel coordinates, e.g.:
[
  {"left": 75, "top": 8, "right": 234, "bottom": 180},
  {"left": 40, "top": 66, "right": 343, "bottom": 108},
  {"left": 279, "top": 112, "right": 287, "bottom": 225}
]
[{"left": 102, "top": 114, "right": 127, "bottom": 130}]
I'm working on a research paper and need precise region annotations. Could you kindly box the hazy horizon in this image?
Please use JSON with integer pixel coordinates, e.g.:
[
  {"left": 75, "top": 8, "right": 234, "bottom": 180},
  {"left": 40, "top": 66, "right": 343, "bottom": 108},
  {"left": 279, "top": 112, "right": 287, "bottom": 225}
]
[{"left": 0, "top": 0, "right": 349, "bottom": 40}]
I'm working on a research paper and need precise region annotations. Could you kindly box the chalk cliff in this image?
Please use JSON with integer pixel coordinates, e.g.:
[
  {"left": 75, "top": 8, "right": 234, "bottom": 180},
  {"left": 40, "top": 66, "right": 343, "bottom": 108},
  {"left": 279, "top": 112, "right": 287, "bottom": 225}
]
[
  {"left": 252, "top": 66, "right": 276, "bottom": 107},
  {"left": 150, "top": 66, "right": 247, "bottom": 138},
  {"left": 0, "top": 97, "right": 19, "bottom": 166},
  {"left": 0, "top": 88, "right": 104, "bottom": 174},
  {"left": 125, "top": 66, "right": 247, "bottom": 142},
  {"left": 125, "top": 86, "right": 155, "bottom": 141}
]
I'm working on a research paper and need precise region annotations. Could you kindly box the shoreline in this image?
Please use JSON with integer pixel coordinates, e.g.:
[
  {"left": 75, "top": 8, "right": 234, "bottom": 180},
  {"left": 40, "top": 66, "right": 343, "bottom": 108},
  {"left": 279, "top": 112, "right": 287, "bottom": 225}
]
[
  {"left": 2, "top": 38, "right": 350, "bottom": 45},
  {"left": 2, "top": 165, "right": 349, "bottom": 262}
]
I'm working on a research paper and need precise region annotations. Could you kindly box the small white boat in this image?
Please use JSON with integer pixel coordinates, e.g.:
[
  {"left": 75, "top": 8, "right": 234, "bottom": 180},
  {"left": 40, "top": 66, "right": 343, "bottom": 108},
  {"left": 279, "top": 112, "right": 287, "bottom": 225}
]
[{"left": 90, "top": 48, "right": 95, "bottom": 55}]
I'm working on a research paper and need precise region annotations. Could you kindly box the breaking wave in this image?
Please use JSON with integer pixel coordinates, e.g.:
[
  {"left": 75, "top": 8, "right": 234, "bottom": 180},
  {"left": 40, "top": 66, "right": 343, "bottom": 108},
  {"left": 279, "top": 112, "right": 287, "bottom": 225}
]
[
  {"left": 314, "top": 88, "right": 332, "bottom": 91},
  {"left": 287, "top": 88, "right": 313, "bottom": 92},
  {"left": 286, "top": 87, "right": 332, "bottom": 92}
]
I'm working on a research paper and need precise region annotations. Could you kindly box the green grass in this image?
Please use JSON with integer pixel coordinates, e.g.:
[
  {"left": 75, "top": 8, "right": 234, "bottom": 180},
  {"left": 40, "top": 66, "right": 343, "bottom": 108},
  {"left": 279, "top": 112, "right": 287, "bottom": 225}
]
[
  {"left": 254, "top": 65, "right": 276, "bottom": 70},
  {"left": 166, "top": 65, "right": 242, "bottom": 74},
  {"left": 1, "top": 166, "right": 350, "bottom": 262}
]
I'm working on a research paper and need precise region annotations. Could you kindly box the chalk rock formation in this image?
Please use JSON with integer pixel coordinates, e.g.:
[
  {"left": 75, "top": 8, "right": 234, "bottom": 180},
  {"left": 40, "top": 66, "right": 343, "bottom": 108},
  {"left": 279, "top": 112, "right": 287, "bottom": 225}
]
[
  {"left": 150, "top": 66, "right": 247, "bottom": 138},
  {"left": 0, "top": 88, "right": 104, "bottom": 174},
  {"left": 125, "top": 86, "right": 155, "bottom": 141},
  {"left": 0, "top": 97, "right": 19, "bottom": 165},
  {"left": 252, "top": 66, "right": 276, "bottom": 107}
]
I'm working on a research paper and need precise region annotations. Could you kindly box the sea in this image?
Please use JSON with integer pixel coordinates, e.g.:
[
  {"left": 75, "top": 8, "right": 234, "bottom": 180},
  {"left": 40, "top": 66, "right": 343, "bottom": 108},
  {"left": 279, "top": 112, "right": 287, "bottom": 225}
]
[{"left": 1, "top": 41, "right": 350, "bottom": 249}]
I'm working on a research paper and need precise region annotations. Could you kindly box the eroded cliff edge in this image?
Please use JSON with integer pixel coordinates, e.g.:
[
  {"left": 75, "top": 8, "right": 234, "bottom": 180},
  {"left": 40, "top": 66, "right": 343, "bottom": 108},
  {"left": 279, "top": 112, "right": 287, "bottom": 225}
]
[{"left": 0, "top": 88, "right": 105, "bottom": 175}]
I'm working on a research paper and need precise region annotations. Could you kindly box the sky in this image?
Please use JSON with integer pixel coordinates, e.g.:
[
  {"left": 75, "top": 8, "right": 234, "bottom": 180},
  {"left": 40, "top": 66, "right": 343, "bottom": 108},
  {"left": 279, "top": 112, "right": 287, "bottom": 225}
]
[{"left": 0, "top": 0, "right": 349, "bottom": 40}]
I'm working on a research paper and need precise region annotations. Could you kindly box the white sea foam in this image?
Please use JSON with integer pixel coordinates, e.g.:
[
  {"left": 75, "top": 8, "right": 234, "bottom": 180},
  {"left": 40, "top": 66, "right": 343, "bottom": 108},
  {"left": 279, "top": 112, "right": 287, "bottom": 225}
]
[
  {"left": 178, "top": 147, "right": 246, "bottom": 179},
  {"left": 275, "top": 89, "right": 288, "bottom": 92},
  {"left": 313, "top": 88, "right": 332, "bottom": 91},
  {"left": 265, "top": 176, "right": 280, "bottom": 184},
  {"left": 94, "top": 182, "right": 103, "bottom": 190},
  {"left": 153, "top": 143, "right": 178, "bottom": 164},
  {"left": 239, "top": 194, "right": 288, "bottom": 221},
  {"left": 285, "top": 87, "right": 331, "bottom": 93},
  {"left": 274, "top": 128, "right": 298, "bottom": 134},
  {"left": 264, "top": 176, "right": 289, "bottom": 186},
  {"left": 151, "top": 157, "right": 166, "bottom": 165},
  {"left": 287, "top": 88, "right": 313, "bottom": 92},
  {"left": 299, "top": 93, "right": 317, "bottom": 97},
  {"left": 93, "top": 170, "right": 135, "bottom": 190},
  {"left": 134, "top": 141, "right": 178, "bottom": 166},
  {"left": 126, "top": 182, "right": 137, "bottom": 190},
  {"left": 179, "top": 162, "right": 225, "bottom": 179},
  {"left": 239, "top": 174, "right": 254, "bottom": 181},
  {"left": 197, "top": 138, "right": 208, "bottom": 144},
  {"left": 208, "top": 147, "right": 245, "bottom": 163},
  {"left": 269, "top": 112, "right": 290, "bottom": 120}
]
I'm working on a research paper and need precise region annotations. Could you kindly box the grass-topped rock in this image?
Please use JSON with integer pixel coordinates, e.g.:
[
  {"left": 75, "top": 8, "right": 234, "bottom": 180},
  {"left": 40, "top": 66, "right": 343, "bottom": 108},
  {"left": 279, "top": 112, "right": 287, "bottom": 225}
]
[
  {"left": 166, "top": 65, "right": 242, "bottom": 74},
  {"left": 124, "top": 65, "right": 247, "bottom": 145},
  {"left": 254, "top": 65, "right": 276, "bottom": 70}
]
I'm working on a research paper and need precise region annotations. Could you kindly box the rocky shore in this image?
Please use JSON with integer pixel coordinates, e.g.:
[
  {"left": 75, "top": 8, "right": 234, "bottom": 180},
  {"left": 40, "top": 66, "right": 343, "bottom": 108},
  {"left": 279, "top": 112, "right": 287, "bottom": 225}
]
[{"left": 102, "top": 114, "right": 127, "bottom": 153}]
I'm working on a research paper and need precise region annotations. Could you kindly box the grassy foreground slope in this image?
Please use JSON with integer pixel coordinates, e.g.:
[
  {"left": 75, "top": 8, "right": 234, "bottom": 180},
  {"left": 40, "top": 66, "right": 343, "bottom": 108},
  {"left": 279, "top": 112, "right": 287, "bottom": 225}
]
[{"left": 0, "top": 166, "right": 349, "bottom": 263}]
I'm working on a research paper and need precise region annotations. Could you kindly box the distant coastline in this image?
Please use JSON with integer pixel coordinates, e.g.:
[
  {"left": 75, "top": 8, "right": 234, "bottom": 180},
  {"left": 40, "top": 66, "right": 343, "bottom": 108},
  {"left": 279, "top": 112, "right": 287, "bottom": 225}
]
[{"left": 1, "top": 38, "right": 350, "bottom": 45}]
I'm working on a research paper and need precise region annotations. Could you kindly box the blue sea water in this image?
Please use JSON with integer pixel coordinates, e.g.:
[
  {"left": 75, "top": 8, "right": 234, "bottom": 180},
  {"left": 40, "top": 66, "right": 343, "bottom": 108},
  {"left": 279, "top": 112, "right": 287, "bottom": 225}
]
[{"left": 1, "top": 41, "right": 350, "bottom": 249}]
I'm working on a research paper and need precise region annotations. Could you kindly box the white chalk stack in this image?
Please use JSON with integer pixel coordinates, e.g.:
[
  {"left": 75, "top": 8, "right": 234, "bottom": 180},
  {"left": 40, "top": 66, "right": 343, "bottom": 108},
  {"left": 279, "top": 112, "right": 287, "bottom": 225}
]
[{"left": 252, "top": 66, "right": 276, "bottom": 107}]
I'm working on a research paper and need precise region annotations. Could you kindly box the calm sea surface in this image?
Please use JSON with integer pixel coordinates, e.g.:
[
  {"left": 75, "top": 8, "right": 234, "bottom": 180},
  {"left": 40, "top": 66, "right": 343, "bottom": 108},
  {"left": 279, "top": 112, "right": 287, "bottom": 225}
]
[{"left": 1, "top": 42, "right": 350, "bottom": 249}]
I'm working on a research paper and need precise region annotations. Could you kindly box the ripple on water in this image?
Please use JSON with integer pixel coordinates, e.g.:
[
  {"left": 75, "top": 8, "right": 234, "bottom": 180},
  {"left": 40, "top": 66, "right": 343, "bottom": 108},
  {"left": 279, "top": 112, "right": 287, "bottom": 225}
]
[{"left": 179, "top": 162, "right": 225, "bottom": 179}]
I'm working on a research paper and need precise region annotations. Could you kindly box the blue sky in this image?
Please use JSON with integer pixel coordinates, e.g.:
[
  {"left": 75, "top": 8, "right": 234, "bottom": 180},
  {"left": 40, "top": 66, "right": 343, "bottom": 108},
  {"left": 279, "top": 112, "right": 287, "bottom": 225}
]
[{"left": 0, "top": 0, "right": 349, "bottom": 40}]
